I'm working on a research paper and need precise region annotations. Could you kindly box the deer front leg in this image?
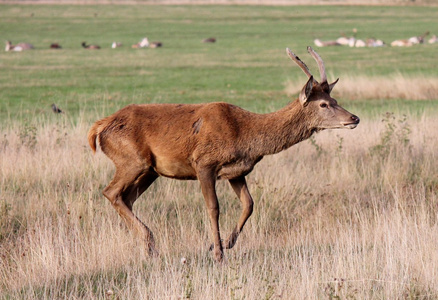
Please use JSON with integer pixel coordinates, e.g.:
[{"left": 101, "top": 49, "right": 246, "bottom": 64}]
[
  {"left": 198, "top": 169, "right": 223, "bottom": 262},
  {"left": 224, "top": 176, "right": 254, "bottom": 249}
]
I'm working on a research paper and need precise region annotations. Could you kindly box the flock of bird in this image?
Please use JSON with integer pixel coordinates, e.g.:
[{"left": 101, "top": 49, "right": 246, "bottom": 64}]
[
  {"left": 7, "top": 30, "right": 433, "bottom": 115},
  {"left": 8, "top": 31, "right": 436, "bottom": 52},
  {"left": 314, "top": 30, "right": 437, "bottom": 48},
  {"left": 5, "top": 36, "right": 217, "bottom": 52},
  {"left": 6, "top": 36, "right": 215, "bottom": 115}
]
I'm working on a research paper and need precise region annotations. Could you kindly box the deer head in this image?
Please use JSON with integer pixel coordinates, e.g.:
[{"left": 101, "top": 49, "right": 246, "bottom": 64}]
[{"left": 287, "top": 46, "right": 359, "bottom": 131}]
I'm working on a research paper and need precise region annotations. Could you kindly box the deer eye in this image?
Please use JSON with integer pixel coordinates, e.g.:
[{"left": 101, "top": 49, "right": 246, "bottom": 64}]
[{"left": 320, "top": 103, "right": 328, "bottom": 108}]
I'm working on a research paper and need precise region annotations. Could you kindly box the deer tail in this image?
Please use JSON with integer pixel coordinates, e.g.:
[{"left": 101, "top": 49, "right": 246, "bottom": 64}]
[{"left": 88, "top": 118, "right": 108, "bottom": 153}]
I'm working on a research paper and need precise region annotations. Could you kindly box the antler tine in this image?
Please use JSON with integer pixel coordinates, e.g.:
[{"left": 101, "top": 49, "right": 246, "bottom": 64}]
[
  {"left": 307, "top": 46, "right": 327, "bottom": 84},
  {"left": 286, "top": 48, "right": 313, "bottom": 79}
]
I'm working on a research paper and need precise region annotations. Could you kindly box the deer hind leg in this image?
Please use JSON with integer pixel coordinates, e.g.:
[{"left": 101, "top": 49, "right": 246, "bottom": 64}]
[
  {"left": 198, "top": 169, "right": 224, "bottom": 262},
  {"left": 224, "top": 176, "right": 254, "bottom": 249},
  {"left": 103, "top": 167, "right": 159, "bottom": 256}
]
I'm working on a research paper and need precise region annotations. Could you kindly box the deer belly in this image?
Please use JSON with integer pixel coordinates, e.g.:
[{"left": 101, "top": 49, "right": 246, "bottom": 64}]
[
  {"left": 154, "top": 157, "right": 196, "bottom": 179},
  {"left": 217, "top": 160, "right": 256, "bottom": 180}
]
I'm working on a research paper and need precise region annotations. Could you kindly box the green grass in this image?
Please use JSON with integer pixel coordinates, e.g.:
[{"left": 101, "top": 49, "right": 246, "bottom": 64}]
[{"left": 1, "top": 4, "right": 438, "bottom": 123}]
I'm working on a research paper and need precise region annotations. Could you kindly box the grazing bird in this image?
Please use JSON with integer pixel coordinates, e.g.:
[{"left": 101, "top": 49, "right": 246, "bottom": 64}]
[
  {"left": 111, "top": 42, "right": 122, "bottom": 49},
  {"left": 132, "top": 37, "right": 162, "bottom": 48},
  {"left": 81, "top": 42, "right": 100, "bottom": 49},
  {"left": 5, "top": 41, "right": 34, "bottom": 52},
  {"left": 51, "top": 104, "right": 63, "bottom": 114},
  {"left": 132, "top": 37, "right": 149, "bottom": 48},
  {"left": 149, "top": 41, "right": 162, "bottom": 48},
  {"left": 50, "top": 43, "right": 62, "bottom": 49},
  {"left": 202, "top": 37, "right": 216, "bottom": 43}
]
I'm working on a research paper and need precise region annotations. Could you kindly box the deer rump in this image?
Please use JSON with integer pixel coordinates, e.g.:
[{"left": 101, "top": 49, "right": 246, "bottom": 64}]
[{"left": 89, "top": 102, "right": 262, "bottom": 181}]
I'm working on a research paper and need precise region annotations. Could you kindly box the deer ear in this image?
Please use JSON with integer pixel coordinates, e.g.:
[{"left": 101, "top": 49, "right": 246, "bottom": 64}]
[
  {"left": 328, "top": 78, "right": 339, "bottom": 94},
  {"left": 299, "top": 75, "right": 314, "bottom": 106}
]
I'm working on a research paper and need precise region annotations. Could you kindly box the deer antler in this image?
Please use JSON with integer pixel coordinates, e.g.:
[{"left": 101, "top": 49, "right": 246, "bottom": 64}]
[
  {"left": 307, "top": 46, "right": 327, "bottom": 84},
  {"left": 286, "top": 48, "right": 313, "bottom": 79}
]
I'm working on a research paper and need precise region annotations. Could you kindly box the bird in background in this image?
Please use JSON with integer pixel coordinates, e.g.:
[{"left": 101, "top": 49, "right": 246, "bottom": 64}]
[{"left": 51, "top": 103, "right": 63, "bottom": 114}]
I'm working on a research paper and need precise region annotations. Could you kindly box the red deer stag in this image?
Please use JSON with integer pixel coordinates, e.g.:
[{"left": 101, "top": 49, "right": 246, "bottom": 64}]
[{"left": 88, "top": 47, "right": 360, "bottom": 262}]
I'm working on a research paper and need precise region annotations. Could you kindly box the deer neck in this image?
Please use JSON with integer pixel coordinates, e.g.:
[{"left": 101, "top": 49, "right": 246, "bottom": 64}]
[{"left": 247, "top": 100, "right": 314, "bottom": 157}]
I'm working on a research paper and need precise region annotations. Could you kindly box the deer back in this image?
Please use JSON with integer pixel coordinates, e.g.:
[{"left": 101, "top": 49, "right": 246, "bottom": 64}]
[{"left": 89, "top": 47, "right": 359, "bottom": 181}]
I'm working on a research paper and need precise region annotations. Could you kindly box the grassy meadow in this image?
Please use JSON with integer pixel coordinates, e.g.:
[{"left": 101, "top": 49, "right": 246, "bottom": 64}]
[{"left": 1, "top": 4, "right": 438, "bottom": 299}]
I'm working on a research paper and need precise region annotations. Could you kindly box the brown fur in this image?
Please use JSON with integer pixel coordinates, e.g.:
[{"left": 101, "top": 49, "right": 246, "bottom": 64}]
[
  {"left": 81, "top": 42, "right": 100, "bottom": 49},
  {"left": 88, "top": 47, "right": 360, "bottom": 262}
]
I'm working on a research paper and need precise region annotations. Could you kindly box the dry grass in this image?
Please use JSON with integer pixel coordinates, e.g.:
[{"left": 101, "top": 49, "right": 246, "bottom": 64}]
[
  {"left": 2, "top": 0, "right": 436, "bottom": 5},
  {"left": 286, "top": 74, "right": 438, "bottom": 101},
  {"left": 1, "top": 110, "right": 437, "bottom": 299}
]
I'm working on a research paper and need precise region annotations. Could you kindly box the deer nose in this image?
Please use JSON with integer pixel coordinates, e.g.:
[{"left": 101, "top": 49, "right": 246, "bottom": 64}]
[{"left": 351, "top": 115, "right": 360, "bottom": 124}]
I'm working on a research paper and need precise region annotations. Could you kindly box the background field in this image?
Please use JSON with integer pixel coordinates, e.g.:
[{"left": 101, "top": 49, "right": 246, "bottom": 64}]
[{"left": 1, "top": 4, "right": 438, "bottom": 299}]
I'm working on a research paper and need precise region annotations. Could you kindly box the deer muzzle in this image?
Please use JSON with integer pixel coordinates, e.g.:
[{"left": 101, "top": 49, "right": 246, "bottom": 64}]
[{"left": 342, "top": 115, "right": 360, "bottom": 129}]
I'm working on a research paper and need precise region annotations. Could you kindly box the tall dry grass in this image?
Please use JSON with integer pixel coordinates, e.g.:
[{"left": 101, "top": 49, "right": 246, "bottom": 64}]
[
  {"left": 6, "top": 0, "right": 437, "bottom": 5},
  {"left": 1, "top": 110, "right": 437, "bottom": 299}
]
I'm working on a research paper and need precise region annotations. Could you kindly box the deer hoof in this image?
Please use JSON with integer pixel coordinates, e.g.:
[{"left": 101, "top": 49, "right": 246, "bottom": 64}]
[
  {"left": 212, "top": 248, "right": 224, "bottom": 263},
  {"left": 148, "top": 246, "right": 159, "bottom": 257},
  {"left": 208, "top": 239, "right": 224, "bottom": 251},
  {"left": 208, "top": 242, "right": 224, "bottom": 262}
]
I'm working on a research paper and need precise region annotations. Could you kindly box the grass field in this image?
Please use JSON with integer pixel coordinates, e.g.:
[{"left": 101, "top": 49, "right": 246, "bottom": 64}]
[
  {"left": 1, "top": 4, "right": 438, "bottom": 120},
  {"left": 1, "top": 4, "right": 438, "bottom": 299}
]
